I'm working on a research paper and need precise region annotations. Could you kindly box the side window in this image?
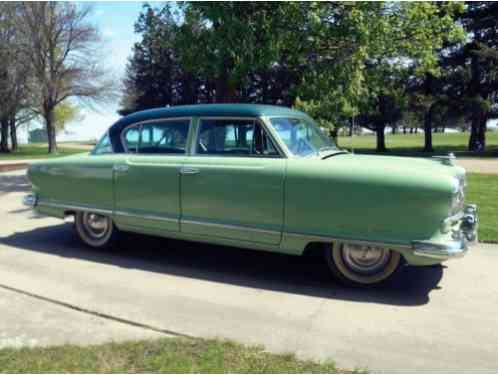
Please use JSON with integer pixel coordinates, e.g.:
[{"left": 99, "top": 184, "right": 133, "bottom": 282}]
[
  {"left": 123, "top": 127, "right": 140, "bottom": 153},
  {"left": 196, "top": 119, "right": 279, "bottom": 157},
  {"left": 93, "top": 133, "right": 113, "bottom": 155},
  {"left": 138, "top": 119, "right": 190, "bottom": 154}
]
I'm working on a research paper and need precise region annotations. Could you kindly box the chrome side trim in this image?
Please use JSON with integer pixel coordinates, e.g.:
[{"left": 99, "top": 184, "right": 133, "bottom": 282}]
[
  {"left": 113, "top": 164, "right": 129, "bottom": 173},
  {"left": 284, "top": 232, "right": 412, "bottom": 250},
  {"left": 413, "top": 240, "right": 468, "bottom": 260},
  {"left": 181, "top": 219, "right": 281, "bottom": 236},
  {"left": 114, "top": 211, "right": 178, "bottom": 223},
  {"left": 37, "top": 202, "right": 179, "bottom": 224},
  {"left": 179, "top": 167, "right": 199, "bottom": 175},
  {"left": 37, "top": 201, "right": 113, "bottom": 216}
]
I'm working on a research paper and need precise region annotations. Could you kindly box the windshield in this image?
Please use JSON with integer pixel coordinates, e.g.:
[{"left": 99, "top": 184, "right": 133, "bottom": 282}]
[{"left": 269, "top": 117, "right": 337, "bottom": 157}]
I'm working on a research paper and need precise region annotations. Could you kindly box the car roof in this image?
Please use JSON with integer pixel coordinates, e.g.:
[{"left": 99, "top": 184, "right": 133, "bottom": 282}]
[
  {"left": 120, "top": 104, "right": 305, "bottom": 124},
  {"left": 108, "top": 104, "right": 309, "bottom": 153}
]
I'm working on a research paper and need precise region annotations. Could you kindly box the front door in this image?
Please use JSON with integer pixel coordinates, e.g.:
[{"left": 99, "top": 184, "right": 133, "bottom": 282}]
[
  {"left": 114, "top": 118, "right": 191, "bottom": 233},
  {"left": 180, "top": 118, "right": 285, "bottom": 245}
]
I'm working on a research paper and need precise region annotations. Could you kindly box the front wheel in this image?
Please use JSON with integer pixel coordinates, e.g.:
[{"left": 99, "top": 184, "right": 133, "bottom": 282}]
[
  {"left": 325, "top": 242, "right": 402, "bottom": 287},
  {"left": 74, "top": 211, "right": 119, "bottom": 249}
]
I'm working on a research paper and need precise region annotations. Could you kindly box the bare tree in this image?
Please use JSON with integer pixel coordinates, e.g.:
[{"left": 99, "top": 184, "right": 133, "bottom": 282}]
[
  {"left": 19, "top": 3, "right": 115, "bottom": 153},
  {"left": 0, "top": 3, "right": 26, "bottom": 152}
]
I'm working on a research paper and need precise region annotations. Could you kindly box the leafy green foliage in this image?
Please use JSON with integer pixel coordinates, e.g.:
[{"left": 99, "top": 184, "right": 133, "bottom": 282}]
[
  {"left": 441, "top": 2, "right": 498, "bottom": 151},
  {"left": 53, "top": 102, "right": 84, "bottom": 134}
]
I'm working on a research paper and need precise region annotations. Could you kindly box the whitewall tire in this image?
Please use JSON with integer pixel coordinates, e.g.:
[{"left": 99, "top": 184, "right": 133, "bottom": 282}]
[
  {"left": 325, "top": 242, "right": 402, "bottom": 287},
  {"left": 74, "top": 211, "right": 119, "bottom": 249}
]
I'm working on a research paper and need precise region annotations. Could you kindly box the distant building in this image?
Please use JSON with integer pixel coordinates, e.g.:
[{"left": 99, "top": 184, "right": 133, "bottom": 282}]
[{"left": 29, "top": 128, "right": 48, "bottom": 143}]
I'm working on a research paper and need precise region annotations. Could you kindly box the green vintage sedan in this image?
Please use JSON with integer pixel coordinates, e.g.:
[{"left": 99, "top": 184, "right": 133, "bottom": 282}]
[{"left": 24, "top": 104, "right": 478, "bottom": 286}]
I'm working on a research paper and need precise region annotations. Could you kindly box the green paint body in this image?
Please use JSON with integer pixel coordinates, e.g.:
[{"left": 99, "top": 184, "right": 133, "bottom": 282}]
[{"left": 27, "top": 105, "right": 468, "bottom": 266}]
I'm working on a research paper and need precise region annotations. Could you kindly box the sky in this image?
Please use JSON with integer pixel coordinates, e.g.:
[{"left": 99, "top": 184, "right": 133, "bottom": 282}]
[{"left": 26, "top": 1, "right": 145, "bottom": 143}]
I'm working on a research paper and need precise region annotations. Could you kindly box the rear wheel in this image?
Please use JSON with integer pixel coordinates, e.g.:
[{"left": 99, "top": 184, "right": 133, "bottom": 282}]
[
  {"left": 325, "top": 242, "right": 402, "bottom": 287},
  {"left": 74, "top": 211, "right": 119, "bottom": 249}
]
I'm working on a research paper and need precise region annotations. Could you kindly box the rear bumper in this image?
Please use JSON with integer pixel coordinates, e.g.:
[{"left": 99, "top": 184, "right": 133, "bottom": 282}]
[{"left": 412, "top": 204, "right": 478, "bottom": 261}]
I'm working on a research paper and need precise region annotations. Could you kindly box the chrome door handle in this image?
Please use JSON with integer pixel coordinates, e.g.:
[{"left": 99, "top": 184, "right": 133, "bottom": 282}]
[
  {"left": 180, "top": 167, "right": 199, "bottom": 175},
  {"left": 113, "top": 164, "right": 129, "bottom": 173}
]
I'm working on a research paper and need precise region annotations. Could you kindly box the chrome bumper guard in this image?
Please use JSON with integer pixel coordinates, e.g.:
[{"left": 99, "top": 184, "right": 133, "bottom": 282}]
[
  {"left": 413, "top": 204, "right": 478, "bottom": 260},
  {"left": 23, "top": 194, "right": 37, "bottom": 207}
]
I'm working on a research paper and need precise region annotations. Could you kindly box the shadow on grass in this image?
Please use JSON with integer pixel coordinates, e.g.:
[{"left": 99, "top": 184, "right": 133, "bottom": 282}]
[{"left": 1, "top": 222, "right": 444, "bottom": 307}]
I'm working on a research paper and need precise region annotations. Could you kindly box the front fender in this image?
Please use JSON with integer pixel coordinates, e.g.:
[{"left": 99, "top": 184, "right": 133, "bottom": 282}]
[{"left": 284, "top": 154, "right": 459, "bottom": 246}]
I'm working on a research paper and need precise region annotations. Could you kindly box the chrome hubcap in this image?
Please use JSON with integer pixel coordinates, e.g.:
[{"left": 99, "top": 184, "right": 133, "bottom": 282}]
[
  {"left": 82, "top": 212, "right": 109, "bottom": 239},
  {"left": 341, "top": 243, "right": 391, "bottom": 275}
]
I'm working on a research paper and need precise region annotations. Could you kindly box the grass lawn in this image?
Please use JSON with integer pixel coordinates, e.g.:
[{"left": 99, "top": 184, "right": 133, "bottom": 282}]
[
  {"left": 0, "top": 337, "right": 350, "bottom": 373},
  {"left": 337, "top": 131, "right": 498, "bottom": 157},
  {"left": 466, "top": 173, "right": 498, "bottom": 244},
  {"left": 0, "top": 145, "right": 87, "bottom": 160}
]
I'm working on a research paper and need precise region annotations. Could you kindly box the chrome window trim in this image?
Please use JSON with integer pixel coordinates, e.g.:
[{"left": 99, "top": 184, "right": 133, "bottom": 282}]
[
  {"left": 120, "top": 117, "right": 193, "bottom": 155},
  {"left": 191, "top": 116, "right": 287, "bottom": 159}
]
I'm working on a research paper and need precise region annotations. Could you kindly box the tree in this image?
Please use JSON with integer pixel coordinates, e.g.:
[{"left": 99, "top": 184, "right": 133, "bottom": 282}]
[
  {"left": 119, "top": 4, "right": 190, "bottom": 115},
  {"left": 120, "top": 2, "right": 303, "bottom": 113},
  {"left": 19, "top": 3, "right": 115, "bottom": 153},
  {"left": 357, "top": 3, "right": 464, "bottom": 152},
  {"left": 0, "top": 2, "right": 31, "bottom": 152},
  {"left": 442, "top": 2, "right": 498, "bottom": 151},
  {"left": 53, "top": 101, "right": 84, "bottom": 134},
  {"left": 179, "top": 2, "right": 292, "bottom": 103}
]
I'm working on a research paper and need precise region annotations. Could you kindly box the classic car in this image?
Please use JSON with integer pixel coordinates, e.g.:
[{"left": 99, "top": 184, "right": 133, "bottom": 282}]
[{"left": 24, "top": 104, "right": 478, "bottom": 287}]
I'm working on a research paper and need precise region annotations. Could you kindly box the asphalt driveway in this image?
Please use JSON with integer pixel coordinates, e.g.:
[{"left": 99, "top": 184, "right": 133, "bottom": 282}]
[{"left": 0, "top": 169, "right": 497, "bottom": 372}]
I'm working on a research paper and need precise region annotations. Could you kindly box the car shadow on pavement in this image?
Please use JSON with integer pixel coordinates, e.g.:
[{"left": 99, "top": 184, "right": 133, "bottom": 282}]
[{"left": 1, "top": 223, "right": 444, "bottom": 307}]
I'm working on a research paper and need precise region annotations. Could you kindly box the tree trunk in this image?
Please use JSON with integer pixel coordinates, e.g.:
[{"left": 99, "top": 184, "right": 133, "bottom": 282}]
[
  {"left": 0, "top": 118, "right": 9, "bottom": 152},
  {"left": 44, "top": 108, "right": 57, "bottom": 153},
  {"left": 477, "top": 113, "right": 487, "bottom": 151},
  {"left": 468, "top": 112, "right": 482, "bottom": 151},
  {"left": 424, "top": 106, "right": 434, "bottom": 153},
  {"left": 349, "top": 118, "right": 353, "bottom": 137},
  {"left": 376, "top": 125, "right": 387, "bottom": 152},
  {"left": 9, "top": 116, "right": 17, "bottom": 151}
]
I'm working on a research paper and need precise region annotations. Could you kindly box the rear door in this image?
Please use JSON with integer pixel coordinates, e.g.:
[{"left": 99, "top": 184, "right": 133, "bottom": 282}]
[
  {"left": 114, "top": 118, "right": 191, "bottom": 233},
  {"left": 180, "top": 118, "right": 285, "bottom": 245}
]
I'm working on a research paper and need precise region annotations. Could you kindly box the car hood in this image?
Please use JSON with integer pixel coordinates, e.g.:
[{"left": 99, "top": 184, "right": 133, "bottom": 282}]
[{"left": 321, "top": 153, "right": 465, "bottom": 180}]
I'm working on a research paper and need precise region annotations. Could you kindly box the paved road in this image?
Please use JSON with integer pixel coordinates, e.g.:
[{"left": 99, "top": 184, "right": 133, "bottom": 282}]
[
  {"left": 1, "top": 170, "right": 497, "bottom": 372},
  {"left": 458, "top": 158, "right": 498, "bottom": 175}
]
